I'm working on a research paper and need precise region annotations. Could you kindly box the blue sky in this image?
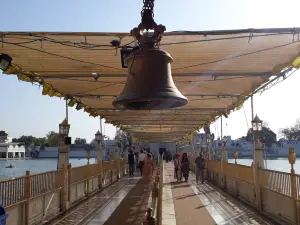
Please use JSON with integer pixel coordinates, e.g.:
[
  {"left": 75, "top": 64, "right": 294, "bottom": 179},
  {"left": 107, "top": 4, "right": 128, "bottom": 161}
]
[{"left": 1, "top": 0, "right": 300, "bottom": 142}]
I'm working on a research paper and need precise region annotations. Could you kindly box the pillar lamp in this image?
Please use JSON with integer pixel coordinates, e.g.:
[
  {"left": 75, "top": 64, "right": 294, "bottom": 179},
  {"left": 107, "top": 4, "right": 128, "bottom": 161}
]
[
  {"left": 95, "top": 130, "right": 102, "bottom": 144},
  {"left": 252, "top": 115, "right": 263, "bottom": 133},
  {"left": 59, "top": 119, "right": 70, "bottom": 136},
  {"left": 252, "top": 115, "right": 262, "bottom": 144},
  {"left": 207, "top": 134, "right": 211, "bottom": 144},
  {"left": 59, "top": 119, "right": 71, "bottom": 145}
]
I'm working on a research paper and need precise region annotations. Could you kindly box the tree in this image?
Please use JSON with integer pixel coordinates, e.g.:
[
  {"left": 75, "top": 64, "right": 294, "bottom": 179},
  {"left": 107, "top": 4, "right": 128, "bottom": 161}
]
[
  {"left": 74, "top": 138, "right": 87, "bottom": 145},
  {"left": 279, "top": 119, "right": 300, "bottom": 140},
  {"left": 114, "top": 130, "right": 132, "bottom": 152},
  {"left": 12, "top": 135, "right": 34, "bottom": 147},
  {"left": 12, "top": 135, "right": 48, "bottom": 147},
  {"left": 46, "top": 131, "right": 60, "bottom": 147},
  {"left": 245, "top": 124, "right": 277, "bottom": 147},
  {"left": 32, "top": 137, "right": 47, "bottom": 146}
]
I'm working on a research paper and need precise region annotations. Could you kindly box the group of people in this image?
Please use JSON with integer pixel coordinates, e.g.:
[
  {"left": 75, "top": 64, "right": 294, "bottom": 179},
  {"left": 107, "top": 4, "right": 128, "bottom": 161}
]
[
  {"left": 127, "top": 150, "right": 154, "bottom": 181},
  {"left": 174, "top": 152, "right": 206, "bottom": 184},
  {"left": 127, "top": 149, "right": 206, "bottom": 184}
]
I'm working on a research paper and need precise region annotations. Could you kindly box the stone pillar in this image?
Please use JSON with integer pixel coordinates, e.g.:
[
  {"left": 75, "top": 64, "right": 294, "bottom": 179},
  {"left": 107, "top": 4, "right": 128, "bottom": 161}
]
[
  {"left": 220, "top": 139, "right": 228, "bottom": 188},
  {"left": 57, "top": 140, "right": 70, "bottom": 211},
  {"left": 288, "top": 147, "right": 299, "bottom": 225},
  {"left": 253, "top": 137, "right": 264, "bottom": 168},
  {"left": 221, "top": 143, "right": 228, "bottom": 162},
  {"left": 116, "top": 150, "right": 121, "bottom": 179},
  {"left": 234, "top": 152, "right": 239, "bottom": 196},
  {"left": 253, "top": 135, "right": 264, "bottom": 209},
  {"left": 97, "top": 142, "right": 103, "bottom": 189}
]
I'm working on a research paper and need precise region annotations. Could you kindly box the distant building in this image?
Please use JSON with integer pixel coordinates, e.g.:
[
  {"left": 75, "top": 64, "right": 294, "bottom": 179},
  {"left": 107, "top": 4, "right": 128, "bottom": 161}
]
[
  {"left": 0, "top": 131, "right": 26, "bottom": 159},
  {"left": 32, "top": 139, "right": 118, "bottom": 159},
  {"left": 180, "top": 132, "right": 300, "bottom": 158}
]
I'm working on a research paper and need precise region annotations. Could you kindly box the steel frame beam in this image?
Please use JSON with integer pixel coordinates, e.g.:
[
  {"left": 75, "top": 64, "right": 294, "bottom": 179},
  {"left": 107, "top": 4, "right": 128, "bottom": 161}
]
[
  {"left": 94, "top": 108, "right": 226, "bottom": 111},
  {"left": 72, "top": 94, "right": 241, "bottom": 99},
  {"left": 111, "top": 119, "right": 206, "bottom": 122},
  {"left": 40, "top": 72, "right": 279, "bottom": 79},
  {"left": 103, "top": 113, "right": 212, "bottom": 115}
]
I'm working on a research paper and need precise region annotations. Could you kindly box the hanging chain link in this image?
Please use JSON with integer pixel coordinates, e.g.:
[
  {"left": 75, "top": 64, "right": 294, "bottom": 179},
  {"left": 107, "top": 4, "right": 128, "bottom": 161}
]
[
  {"left": 140, "top": 0, "right": 155, "bottom": 30},
  {"left": 131, "top": 0, "right": 165, "bottom": 43}
]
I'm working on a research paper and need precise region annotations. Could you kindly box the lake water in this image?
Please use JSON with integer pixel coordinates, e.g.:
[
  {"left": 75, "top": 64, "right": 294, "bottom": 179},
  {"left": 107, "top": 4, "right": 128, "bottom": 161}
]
[
  {"left": 0, "top": 158, "right": 96, "bottom": 180},
  {"left": 228, "top": 158, "right": 300, "bottom": 174},
  {"left": 0, "top": 158, "right": 300, "bottom": 181}
]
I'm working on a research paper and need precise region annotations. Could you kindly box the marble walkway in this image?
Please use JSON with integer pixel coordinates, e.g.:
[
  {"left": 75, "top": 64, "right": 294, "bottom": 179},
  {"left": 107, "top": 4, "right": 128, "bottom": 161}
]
[
  {"left": 49, "top": 164, "right": 275, "bottom": 225},
  {"left": 49, "top": 173, "right": 150, "bottom": 225},
  {"left": 163, "top": 163, "right": 275, "bottom": 225}
]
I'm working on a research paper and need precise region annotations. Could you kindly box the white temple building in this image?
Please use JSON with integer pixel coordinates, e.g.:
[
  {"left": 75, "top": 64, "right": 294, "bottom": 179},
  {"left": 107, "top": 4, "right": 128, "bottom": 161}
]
[{"left": 0, "top": 131, "right": 26, "bottom": 159}]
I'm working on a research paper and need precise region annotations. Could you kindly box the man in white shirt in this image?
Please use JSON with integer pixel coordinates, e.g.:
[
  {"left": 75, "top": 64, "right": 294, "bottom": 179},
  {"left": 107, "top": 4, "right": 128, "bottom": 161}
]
[{"left": 138, "top": 150, "right": 146, "bottom": 176}]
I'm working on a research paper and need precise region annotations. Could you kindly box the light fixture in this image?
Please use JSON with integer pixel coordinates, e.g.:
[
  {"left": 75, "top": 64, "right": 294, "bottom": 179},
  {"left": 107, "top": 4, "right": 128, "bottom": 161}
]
[
  {"left": 222, "top": 136, "right": 227, "bottom": 143},
  {"left": 207, "top": 135, "right": 211, "bottom": 143},
  {"left": 204, "top": 124, "right": 211, "bottom": 134},
  {"left": 251, "top": 115, "right": 263, "bottom": 132},
  {"left": 120, "top": 47, "right": 139, "bottom": 68},
  {"left": 59, "top": 118, "right": 71, "bottom": 145},
  {"left": 92, "top": 73, "right": 100, "bottom": 81},
  {"left": 223, "top": 113, "right": 228, "bottom": 118},
  {"left": 95, "top": 130, "right": 102, "bottom": 143},
  {"left": 75, "top": 103, "right": 83, "bottom": 110},
  {"left": 59, "top": 118, "right": 70, "bottom": 136},
  {"left": 0, "top": 54, "right": 12, "bottom": 72}
]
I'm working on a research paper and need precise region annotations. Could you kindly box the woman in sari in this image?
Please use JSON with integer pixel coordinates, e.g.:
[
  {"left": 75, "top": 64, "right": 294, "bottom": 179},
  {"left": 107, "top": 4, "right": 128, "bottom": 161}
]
[
  {"left": 143, "top": 153, "right": 154, "bottom": 182},
  {"left": 181, "top": 153, "right": 190, "bottom": 182}
]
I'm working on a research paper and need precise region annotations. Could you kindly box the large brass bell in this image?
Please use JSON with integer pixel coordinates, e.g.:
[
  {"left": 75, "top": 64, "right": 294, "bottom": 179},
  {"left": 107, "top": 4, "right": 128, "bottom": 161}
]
[{"left": 113, "top": 46, "right": 188, "bottom": 110}]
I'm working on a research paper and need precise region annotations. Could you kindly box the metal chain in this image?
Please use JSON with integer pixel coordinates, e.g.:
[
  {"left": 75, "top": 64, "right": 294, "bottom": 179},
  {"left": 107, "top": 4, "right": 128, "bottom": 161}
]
[{"left": 140, "top": 0, "right": 155, "bottom": 29}]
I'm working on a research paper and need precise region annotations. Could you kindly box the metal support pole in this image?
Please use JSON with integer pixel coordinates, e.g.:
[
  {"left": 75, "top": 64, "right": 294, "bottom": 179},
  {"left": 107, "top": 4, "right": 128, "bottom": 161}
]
[
  {"left": 65, "top": 99, "right": 68, "bottom": 121},
  {"left": 220, "top": 116, "right": 223, "bottom": 140},
  {"left": 98, "top": 116, "right": 104, "bottom": 188},
  {"left": 100, "top": 116, "right": 102, "bottom": 135},
  {"left": 251, "top": 95, "right": 255, "bottom": 159}
]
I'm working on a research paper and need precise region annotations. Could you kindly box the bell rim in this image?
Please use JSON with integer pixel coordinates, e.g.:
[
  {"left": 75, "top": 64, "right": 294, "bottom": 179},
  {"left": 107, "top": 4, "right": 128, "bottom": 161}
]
[{"left": 112, "top": 96, "right": 188, "bottom": 110}]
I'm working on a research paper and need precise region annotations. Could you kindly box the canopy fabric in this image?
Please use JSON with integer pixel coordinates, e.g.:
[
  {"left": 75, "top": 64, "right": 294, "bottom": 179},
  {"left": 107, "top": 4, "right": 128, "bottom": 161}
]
[{"left": 1, "top": 28, "right": 300, "bottom": 142}]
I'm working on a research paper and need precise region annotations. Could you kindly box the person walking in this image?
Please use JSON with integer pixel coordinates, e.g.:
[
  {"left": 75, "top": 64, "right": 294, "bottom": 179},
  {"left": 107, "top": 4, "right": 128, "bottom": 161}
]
[
  {"left": 138, "top": 150, "right": 146, "bottom": 176},
  {"left": 174, "top": 154, "right": 182, "bottom": 182},
  {"left": 181, "top": 153, "right": 190, "bottom": 182},
  {"left": 128, "top": 150, "right": 135, "bottom": 176},
  {"left": 195, "top": 152, "right": 205, "bottom": 184},
  {"left": 143, "top": 153, "right": 154, "bottom": 182}
]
